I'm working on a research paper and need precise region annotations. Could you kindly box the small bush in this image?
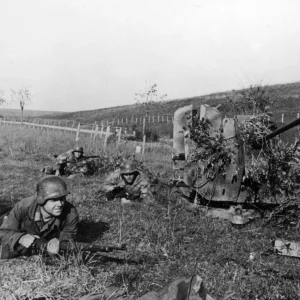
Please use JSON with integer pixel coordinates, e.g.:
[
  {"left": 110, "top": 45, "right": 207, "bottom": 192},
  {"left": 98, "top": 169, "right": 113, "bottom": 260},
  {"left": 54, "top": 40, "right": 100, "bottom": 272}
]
[{"left": 134, "top": 129, "right": 160, "bottom": 142}]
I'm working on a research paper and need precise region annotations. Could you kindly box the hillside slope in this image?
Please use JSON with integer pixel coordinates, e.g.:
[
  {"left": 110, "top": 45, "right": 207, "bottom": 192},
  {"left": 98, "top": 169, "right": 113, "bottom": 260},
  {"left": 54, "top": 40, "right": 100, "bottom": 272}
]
[
  {"left": 41, "top": 82, "right": 300, "bottom": 125},
  {"left": 0, "top": 108, "right": 65, "bottom": 118}
]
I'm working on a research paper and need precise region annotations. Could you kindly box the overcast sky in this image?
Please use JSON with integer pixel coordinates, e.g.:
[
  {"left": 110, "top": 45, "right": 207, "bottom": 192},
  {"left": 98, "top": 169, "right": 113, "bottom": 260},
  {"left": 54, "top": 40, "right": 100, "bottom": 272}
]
[{"left": 0, "top": 0, "right": 299, "bottom": 112}]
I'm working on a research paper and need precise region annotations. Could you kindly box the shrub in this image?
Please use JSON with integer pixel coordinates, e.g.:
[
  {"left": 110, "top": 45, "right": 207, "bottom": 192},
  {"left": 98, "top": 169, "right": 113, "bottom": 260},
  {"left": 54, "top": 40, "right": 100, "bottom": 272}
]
[{"left": 134, "top": 129, "right": 160, "bottom": 142}]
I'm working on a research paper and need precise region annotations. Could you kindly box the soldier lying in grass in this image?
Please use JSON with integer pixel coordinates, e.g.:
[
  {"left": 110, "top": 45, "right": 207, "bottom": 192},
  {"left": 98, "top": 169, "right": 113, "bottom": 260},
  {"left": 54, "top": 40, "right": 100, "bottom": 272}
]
[
  {"left": 0, "top": 176, "right": 79, "bottom": 259},
  {"left": 99, "top": 160, "right": 155, "bottom": 205},
  {"left": 41, "top": 146, "right": 99, "bottom": 177}
]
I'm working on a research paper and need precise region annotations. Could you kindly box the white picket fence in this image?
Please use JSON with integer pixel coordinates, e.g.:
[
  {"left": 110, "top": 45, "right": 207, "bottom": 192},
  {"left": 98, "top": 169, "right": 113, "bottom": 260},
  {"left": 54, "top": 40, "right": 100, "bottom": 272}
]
[{"left": 0, "top": 118, "right": 133, "bottom": 148}]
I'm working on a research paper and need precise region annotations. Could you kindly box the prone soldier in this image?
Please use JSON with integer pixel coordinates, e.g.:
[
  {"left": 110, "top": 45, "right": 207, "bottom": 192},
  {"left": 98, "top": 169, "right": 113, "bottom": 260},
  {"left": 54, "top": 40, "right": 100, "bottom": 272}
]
[
  {"left": 42, "top": 146, "right": 99, "bottom": 177},
  {"left": 99, "top": 160, "right": 154, "bottom": 204},
  {"left": 0, "top": 176, "right": 79, "bottom": 259}
]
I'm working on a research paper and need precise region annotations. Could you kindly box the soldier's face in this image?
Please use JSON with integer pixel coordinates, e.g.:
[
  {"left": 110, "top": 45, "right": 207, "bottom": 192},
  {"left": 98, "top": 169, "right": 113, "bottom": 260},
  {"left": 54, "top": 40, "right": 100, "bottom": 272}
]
[
  {"left": 74, "top": 151, "right": 82, "bottom": 158},
  {"left": 122, "top": 172, "right": 137, "bottom": 185},
  {"left": 42, "top": 196, "right": 66, "bottom": 217}
]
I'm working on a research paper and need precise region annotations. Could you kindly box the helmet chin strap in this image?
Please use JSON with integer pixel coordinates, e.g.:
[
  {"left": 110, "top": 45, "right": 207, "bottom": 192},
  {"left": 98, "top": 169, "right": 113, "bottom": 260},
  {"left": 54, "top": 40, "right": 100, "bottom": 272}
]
[{"left": 40, "top": 205, "right": 54, "bottom": 221}]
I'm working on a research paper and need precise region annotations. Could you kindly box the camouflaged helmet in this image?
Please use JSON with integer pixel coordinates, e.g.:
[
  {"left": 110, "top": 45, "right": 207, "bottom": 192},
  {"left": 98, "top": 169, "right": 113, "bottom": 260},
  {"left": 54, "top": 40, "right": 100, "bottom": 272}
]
[
  {"left": 73, "top": 146, "right": 83, "bottom": 153},
  {"left": 36, "top": 176, "right": 69, "bottom": 205},
  {"left": 120, "top": 160, "right": 137, "bottom": 174}
]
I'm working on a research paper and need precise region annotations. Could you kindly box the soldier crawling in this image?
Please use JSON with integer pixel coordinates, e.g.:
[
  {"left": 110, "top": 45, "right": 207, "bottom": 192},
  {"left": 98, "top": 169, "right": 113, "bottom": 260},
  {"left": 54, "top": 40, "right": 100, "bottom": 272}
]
[
  {"left": 41, "top": 146, "right": 99, "bottom": 177},
  {"left": 99, "top": 160, "right": 154, "bottom": 204},
  {"left": 0, "top": 176, "right": 79, "bottom": 259}
]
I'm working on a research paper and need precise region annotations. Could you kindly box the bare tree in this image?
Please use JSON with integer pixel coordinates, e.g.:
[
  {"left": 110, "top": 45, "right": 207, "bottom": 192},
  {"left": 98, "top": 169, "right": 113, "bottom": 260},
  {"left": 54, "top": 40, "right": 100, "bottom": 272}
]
[
  {"left": 11, "top": 88, "right": 32, "bottom": 124},
  {"left": 135, "top": 83, "right": 167, "bottom": 116},
  {"left": 135, "top": 83, "right": 167, "bottom": 135},
  {"left": 0, "top": 90, "right": 7, "bottom": 106}
]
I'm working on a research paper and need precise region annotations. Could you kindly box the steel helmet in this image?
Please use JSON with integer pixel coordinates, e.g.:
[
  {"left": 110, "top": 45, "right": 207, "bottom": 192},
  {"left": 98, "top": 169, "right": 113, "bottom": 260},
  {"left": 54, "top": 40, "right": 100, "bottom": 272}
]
[
  {"left": 73, "top": 146, "right": 84, "bottom": 153},
  {"left": 120, "top": 160, "right": 137, "bottom": 174},
  {"left": 44, "top": 166, "right": 54, "bottom": 175},
  {"left": 36, "top": 176, "right": 69, "bottom": 205}
]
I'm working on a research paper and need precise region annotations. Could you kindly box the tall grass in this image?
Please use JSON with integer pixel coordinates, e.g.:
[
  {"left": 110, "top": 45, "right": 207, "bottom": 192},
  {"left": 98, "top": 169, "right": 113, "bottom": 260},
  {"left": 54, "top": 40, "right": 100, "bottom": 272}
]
[{"left": 1, "top": 125, "right": 300, "bottom": 299}]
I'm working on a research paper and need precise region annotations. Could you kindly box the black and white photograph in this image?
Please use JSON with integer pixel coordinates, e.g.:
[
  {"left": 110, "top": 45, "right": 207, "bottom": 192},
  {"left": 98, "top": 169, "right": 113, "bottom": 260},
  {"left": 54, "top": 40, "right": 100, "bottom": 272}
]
[{"left": 0, "top": 1, "right": 300, "bottom": 299}]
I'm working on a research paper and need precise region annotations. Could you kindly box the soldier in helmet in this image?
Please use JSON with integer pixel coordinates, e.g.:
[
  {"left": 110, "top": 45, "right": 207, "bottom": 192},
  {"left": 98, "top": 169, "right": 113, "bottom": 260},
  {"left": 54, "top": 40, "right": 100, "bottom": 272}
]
[
  {"left": 100, "top": 160, "right": 154, "bottom": 204},
  {"left": 0, "top": 176, "right": 79, "bottom": 259},
  {"left": 42, "top": 146, "right": 89, "bottom": 177}
]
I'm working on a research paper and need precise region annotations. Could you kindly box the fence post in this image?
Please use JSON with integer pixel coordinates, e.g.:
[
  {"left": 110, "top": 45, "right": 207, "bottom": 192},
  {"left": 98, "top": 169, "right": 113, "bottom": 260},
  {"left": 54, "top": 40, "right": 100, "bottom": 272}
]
[
  {"left": 100, "top": 126, "right": 104, "bottom": 138},
  {"left": 162, "top": 115, "right": 164, "bottom": 122},
  {"left": 142, "top": 117, "right": 146, "bottom": 136},
  {"left": 281, "top": 113, "right": 284, "bottom": 124},
  {"left": 158, "top": 115, "right": 160, "bottom": 122},
  {"left": 297, "top": 113, "right": 299, "bottom": 119},
  {"left": 93, "top": 125, "right": 99, "bottom": 142},
  {"left": 142, "top": 134, "right": 146, "bottom": 159},
  {"left": 104, "top": 126, "right": 110, "bottom": 147},
  {"left": 117, "top": 127, "right": 122, "bottom": 147},
  {"left": 75, "top": 123, "right": 81, "bottom": 141}
]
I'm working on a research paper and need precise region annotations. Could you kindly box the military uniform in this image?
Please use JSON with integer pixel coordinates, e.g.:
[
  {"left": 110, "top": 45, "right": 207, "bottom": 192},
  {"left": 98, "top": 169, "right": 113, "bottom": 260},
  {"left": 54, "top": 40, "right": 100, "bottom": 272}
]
[
  {"left": 0, "top": 176, "right": 79, "bottom": 259},
  {"left": 101, "top": 170, "right": 153, "bottom": 203},
  {"left": 100, "top": 161, "right": 154, "bottom": 204},
  {"left": 42, "top": 146, "right": 90, "bottom": 176}
]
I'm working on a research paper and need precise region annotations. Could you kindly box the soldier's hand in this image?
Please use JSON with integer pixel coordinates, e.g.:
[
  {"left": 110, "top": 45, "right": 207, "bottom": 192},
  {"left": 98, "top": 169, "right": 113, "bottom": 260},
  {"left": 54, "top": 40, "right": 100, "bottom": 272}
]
[
  {"left": 47, "top": 238, "right": 60, "bottom": 255},
  {"left": 121, "top": 198, "right": 132, "bottom": 205},
  {"left": 18, "top": 234, "right": 40, "bottom": 248}
]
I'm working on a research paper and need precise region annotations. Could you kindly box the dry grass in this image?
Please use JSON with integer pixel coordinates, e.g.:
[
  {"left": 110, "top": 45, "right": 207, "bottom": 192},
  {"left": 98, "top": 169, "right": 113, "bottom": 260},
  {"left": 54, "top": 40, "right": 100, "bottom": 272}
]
[{"left": 0, "top": 125, "right": 300, "bottom": 300}]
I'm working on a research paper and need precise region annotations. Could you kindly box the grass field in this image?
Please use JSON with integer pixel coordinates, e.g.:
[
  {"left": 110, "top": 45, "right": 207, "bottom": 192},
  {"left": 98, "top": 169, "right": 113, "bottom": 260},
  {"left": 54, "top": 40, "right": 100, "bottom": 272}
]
[
  {"left": 0, "top": 108, "right": 65, "bottom": 119},
  {"left": 1, "top": 125, "right": 300, "bottom": 300}
]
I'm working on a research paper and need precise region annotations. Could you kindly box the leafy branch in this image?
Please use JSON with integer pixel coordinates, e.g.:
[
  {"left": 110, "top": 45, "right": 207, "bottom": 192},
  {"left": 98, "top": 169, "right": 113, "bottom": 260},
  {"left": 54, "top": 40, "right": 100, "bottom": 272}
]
[{"left": 135, "top": 83, "right": 167, "bottom": 117}]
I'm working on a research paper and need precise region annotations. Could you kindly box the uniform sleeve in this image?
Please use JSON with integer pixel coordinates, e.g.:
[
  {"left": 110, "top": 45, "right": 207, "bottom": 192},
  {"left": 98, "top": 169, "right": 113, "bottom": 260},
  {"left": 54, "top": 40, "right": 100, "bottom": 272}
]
[
  {"left": 0, "top": 203, "right": 27, "bottom": 252},
  {"left": 59, "top": 206, "right": 79, "bottom": 242}
]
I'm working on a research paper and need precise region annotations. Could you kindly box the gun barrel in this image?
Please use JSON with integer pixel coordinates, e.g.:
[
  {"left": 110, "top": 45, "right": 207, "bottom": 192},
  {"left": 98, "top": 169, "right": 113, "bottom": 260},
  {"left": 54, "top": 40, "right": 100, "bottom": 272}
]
[
  {"left": 61, "top": 241, "right": 127, "bottom": 253},
  {"left": 265, "top": 118, "right": 300, "bottom": 141}
]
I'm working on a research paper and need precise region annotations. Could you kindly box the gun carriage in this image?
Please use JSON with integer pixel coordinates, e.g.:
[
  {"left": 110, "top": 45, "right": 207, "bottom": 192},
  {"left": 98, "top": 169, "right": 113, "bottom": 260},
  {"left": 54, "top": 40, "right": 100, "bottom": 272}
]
[{"left": 172, "top": 104, "right": 300, "bottom": 224}]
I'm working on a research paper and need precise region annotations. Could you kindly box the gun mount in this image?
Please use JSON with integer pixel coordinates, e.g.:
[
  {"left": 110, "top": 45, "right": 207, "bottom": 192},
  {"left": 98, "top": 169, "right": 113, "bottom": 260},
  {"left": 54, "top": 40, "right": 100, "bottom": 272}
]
[{"left": 172, "top": 104, "right": 300, "bottom": 224}]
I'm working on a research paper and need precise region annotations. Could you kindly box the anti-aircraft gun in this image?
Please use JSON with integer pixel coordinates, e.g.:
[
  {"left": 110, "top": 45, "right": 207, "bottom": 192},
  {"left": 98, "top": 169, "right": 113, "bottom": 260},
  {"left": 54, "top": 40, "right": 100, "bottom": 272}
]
[{"left": 172, "top": 104, "right": 300, "bottom": 225}]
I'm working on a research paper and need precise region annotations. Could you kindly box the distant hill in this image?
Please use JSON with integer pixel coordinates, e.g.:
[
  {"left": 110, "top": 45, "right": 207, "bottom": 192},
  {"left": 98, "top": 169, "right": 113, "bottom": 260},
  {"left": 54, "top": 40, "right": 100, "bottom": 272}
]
[
  {"left": 7, "top": 82, "right": 300, "bottom": 140},
  {"left": 0, "top": 108, "right": 65, "bottom": 118},
  {"left": 39, "top": 82, "right": 300, "bottom": 125}
]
